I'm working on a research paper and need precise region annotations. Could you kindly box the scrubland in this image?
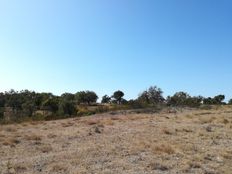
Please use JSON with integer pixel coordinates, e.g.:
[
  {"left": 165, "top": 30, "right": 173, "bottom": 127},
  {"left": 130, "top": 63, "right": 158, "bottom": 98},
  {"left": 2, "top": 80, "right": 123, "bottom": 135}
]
[{"left": 0, "top": 106, "right": 232, "bottom": 174}]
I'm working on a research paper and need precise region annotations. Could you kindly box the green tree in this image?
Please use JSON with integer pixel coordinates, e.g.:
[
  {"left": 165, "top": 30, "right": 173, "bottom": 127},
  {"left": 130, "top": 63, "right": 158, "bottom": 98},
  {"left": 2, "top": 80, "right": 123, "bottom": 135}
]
[
  {"left": 101, "top": 95, "right": 111, "bottom": 104},
  {"left": 214, "top": 95, "right": 225, "bottom": 104},
  {"left": 167, "top": 92, "right": 190, "bottom": 106},
  {"left": 112, "top": 90, "right": 124, "bottom": 104},
  {"left": 75, "top": 91, "right": 86, "bottom": 104},
  {"left": 61, "top": 93, "right": 75, "bottom": 101},
  {"left": 185, "top": 96, "right": 203, "bottom": 107},
  {"left": 42, "top": 97, "right": 59, "bottom": 113},
  {"left": 0, "top": 92, "right": 4, "bottom": 119},
  {"left": 34, "top": 92, "right": 53, "bottom": 108},
  {"left": 138, "top": 91, "right": 149, "bottom": 104},
  {"left": 0, "top": 107, "right": 4, "bottom": 120},
  {"left": 203, "top": 95, "right": 225, "bottom": 105},
  {"left": 203, "top": 97, "right": 214, "bottom": 105},
  {"left": 0, "top": 93, "right": 5, "bottom": 107},
  {"left": 58, "top": 101, "right": 76, "bottom": 116},
  {"left": 138, "top": 86, "right": 164, "bottom": 105},
  {"left": 22, "top": 102, "right": 35, "bottom": 116},
  {"left": 228, "top": 99, "right": 232, "bottom": 105},
  {"left": 75, "top": 91, "right": 98, "bottom": 105},
  {"left": 85, "top": 91, "right": 98, "bottom": 104},
  {"left": 4, "top": 90, "right": 21, "bottom": 109},
  {"left": 167, "top": 92, "right": 203, "bottom": 107}
]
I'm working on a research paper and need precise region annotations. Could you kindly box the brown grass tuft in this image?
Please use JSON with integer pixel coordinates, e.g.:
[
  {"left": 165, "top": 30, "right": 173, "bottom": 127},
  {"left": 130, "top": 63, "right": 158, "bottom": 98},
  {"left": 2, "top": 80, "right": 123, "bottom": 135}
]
[
  {"left": 222, "top": 118, "right": 229, "bottom": 124},
  {"left": 110, "top": 116, "right": 121, "bottom": 120},
  {"left": 148, "top": 162, "right": 170, "bottom": 171},
  {"left": 38, "top": 144, "right": 52, "bottom": 153},
  {"left": 101, "top": 119, "right": 114, "bottom": 126},
  {"left": 162, "top": 128, "right": 173, "bottom": 135},
  {"left": 14, "top": 164, "right": 27, "bottom": 173},
  {"left": 84, "top": 119, "right": 99, "bottom": 125},
  {"left": 152, "top": 144, "right": 175, "bottom": 154},
  {"left": 4, "top": 126, "right": 17, "bottom": 132},
  {"left": 24, "top": 134, "right": 42, "bottom": 141},
  {"left": 51, "top": 163, "right": 68, "bottom": 172},
  {"left": 0, "top": 133, "right": 6, "bottom": 138},
  {"left": 2, "top": 138, "right": 20, "bottom": 146},
  {"left": 47, "top": 134, "right": 57, "bottom": 139},
  {"left": 61, "top": 122, "right": 74, "bottom": 127}
]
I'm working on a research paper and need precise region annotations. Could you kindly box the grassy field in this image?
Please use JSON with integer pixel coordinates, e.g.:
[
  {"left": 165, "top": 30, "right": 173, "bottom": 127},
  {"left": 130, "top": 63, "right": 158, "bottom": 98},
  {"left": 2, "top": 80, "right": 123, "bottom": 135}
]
[{"left": 0, "top": 106, "right": 232, "bottom": 174}]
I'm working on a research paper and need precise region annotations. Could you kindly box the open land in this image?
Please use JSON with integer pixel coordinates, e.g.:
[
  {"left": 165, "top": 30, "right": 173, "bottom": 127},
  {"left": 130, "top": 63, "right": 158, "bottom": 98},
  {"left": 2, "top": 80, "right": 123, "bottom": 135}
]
[{"left": 0, "top": 106, "right": 232, "bottom": 174}]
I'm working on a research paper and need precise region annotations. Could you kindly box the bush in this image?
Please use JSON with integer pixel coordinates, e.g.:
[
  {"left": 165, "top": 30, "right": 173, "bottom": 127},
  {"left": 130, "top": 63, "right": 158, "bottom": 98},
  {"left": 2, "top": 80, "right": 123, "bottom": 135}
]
[
  {"left": 228, "top": 99, "right": 232, "bottom": 105},
  {"left": 127, "top": 99, "right": 146, "bottom": 109},
  {"left": 58, "top": 101, "right": 77, "bottom": 116},
  {"left": 203, "top": 95, "right": 225, "bottom": 105},
  {"left": 95, "top": 105, "right": 109, "bottom": 113},
  {"left": 32, "top": 113, "right": 46, "bottom": 121},
  {"left": 0, "top": 107, "right": 4, "bottom": 120},
  {"left": 167, "top": 92, "right": 202, "bottom": 108}
]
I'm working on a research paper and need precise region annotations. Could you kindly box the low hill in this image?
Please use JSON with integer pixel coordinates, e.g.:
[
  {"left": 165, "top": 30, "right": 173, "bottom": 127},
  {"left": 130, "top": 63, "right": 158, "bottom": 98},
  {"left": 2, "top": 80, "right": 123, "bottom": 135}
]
[{"left": 0, "top": 106, "right": 232, "bottom": 174}]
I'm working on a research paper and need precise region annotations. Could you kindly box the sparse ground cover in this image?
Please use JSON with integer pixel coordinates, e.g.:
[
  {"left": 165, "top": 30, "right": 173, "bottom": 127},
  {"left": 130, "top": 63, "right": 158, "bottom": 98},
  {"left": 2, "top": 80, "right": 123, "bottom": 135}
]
[{"left": 0, "top": 106, "right": 232, "bottom": 174}]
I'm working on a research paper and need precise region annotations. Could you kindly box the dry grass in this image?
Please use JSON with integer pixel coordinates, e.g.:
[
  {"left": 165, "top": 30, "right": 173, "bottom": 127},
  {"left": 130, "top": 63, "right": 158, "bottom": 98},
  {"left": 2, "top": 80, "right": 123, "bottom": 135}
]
[
  {"left": 24, "top": 134, "right": 42, "bottom": 141},
  {"left": 198, "top": 116, "right": 215, "bottom": 124},
  {"left": 162, "top": 127, "right": 174, "bottom": 135},
  {"left": 38, "top": 144, "right": 53, "bottom": 153},
  {"left": 110, "top": 116, "right": 122, "bottom": 120},
  {"left": 0, "top": 132, "right": 6, "bottom": 138},
  {"left": 2, "top": 137, "right": 20, "bottom": 146},
  {"left": 51, "top": 163, "right": 68, "bottom": 173},
  {"left": 148, "top": 162, "right": 170, "bottom": 171},
  {"left": 47, "top": 133, "right": 57, "bottom": 139},
  {"left": 29, "top": 121, "right": 44, "bottom": 125},
  {"left": 83, "top": 119, "right": 100, "bottom": 125},
  {"left": 152, "top": 144, "right": 175, "bottom": 154},
  {"left": 4, "top": 125, "right": 18, "bottom": 132},
  {"left": 61, "top": 122, "right": 75, "bottom": 127},
  {"left": 0, "top": 106, "right": 232, "bottom": 174},
  {"left": 100, "top": 119, "right": 114, "bottom": 126}
]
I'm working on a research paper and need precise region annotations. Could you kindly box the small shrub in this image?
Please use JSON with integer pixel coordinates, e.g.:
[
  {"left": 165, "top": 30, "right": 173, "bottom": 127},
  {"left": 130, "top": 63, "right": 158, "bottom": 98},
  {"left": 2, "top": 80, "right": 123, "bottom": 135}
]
[
  {"left": 2, "top": 138, "right": 20, "bottom": 146},
  {"left": 61, "top": 122, "right": 74, "bottom": 127},
  {"left": 24, "top": 134, "right": 42, "bottom": 141},
  {"left": 52, "top": 163, "right": 68, "bottom": 172},
  {"left": 47, "top": 134, "right": 57, "bottom": 139},
  {"left": 101, "top": 119, "right": 114, "bottom": 125},
  {"left": 162, "top": 128, "right": 173, "bottom": 135},
  {"left": 149, "top": 162, "right": 169, "bottom": 171},
  {"left": 32, "top": 114, "right": 46, "bottom": 121},
  {"left": 153, "top": 144, "right": 175, "bottom": 154},
  {"left": 38, "top": 144, "right": 52, "bottom": 153},
  {"left": 222, "top": 118, "right": 229, "bottom": 124},
  {"left": 4, "top": 126, "right": 17, "bottom": 132}
]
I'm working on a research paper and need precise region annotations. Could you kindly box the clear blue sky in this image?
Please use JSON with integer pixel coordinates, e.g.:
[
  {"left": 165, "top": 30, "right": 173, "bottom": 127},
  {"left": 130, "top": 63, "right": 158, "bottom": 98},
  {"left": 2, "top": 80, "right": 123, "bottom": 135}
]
[{"left": 0, "top": 0, "right": 232, "bottom": 100}]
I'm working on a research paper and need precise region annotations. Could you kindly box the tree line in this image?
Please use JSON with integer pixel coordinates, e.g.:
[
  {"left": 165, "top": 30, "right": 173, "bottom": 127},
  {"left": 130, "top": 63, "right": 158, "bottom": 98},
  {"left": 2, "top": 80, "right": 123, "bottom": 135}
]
[{"left": 0, "top": 86, "right": 231, "bottom": 122}]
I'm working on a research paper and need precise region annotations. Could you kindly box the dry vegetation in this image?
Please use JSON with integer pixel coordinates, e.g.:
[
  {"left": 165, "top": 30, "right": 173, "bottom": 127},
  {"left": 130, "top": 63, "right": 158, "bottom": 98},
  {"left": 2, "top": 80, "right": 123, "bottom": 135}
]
[{"left": 0, "top": 106, "right": 232, "bottom": 174}]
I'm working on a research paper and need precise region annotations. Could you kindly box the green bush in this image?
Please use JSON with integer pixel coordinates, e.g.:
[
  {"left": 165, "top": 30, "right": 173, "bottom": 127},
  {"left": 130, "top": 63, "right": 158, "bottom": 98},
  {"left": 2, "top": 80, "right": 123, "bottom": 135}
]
[
  {"left": 32, "top": 114, "right": 46, "bottom": 121},
  {"left": 0, "top": 107, "right": 4, "bottom": 120}
]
